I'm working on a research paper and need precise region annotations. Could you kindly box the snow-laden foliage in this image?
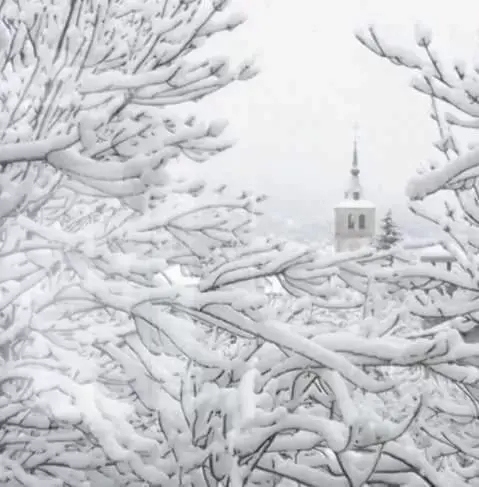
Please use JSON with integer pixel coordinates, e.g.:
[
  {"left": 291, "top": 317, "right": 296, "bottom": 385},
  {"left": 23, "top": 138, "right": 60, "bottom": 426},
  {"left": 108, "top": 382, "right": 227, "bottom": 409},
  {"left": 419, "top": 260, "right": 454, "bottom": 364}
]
[
  {"left": 0, "top": 0, "right": 259, "bottom": 485},
  {"left": 173, "top": 264, "right": 479, "bottom": 487},
  {"left": 356, "top": 22, "right": 479, "bottom": 485},
  {"left": 356, "top": 22, "right": 479, "bottom": 333},
  {"left": 3, "top": 1, "right": 479, "bottom": 485}
]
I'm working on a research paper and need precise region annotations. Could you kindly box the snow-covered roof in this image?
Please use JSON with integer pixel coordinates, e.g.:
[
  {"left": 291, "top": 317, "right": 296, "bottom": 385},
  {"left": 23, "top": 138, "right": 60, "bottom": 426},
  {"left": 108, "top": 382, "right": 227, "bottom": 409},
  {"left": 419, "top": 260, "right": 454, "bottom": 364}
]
[
  {"left": 419, "top": 244, "right": 454, "bottom": 260},
  {"left": 334, "top": 199, "right": 375, "bottom": 209}
]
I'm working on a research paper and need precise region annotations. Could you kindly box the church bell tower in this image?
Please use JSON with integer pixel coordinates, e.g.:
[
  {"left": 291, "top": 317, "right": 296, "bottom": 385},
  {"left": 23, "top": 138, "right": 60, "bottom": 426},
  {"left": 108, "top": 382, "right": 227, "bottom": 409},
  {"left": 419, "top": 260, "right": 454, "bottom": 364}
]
[{"left": 334, "top": 132, "right": 376, "bottom": 252}]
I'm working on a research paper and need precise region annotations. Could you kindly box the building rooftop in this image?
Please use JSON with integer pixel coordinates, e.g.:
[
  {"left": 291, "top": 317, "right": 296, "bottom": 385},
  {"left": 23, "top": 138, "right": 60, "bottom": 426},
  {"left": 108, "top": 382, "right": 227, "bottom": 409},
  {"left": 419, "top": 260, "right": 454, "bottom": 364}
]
[
  {"left": 335, "top": 199, "right": 376, "bottom": 209},
  {"left": 418, "top": 244, "right": 454, "bottom": 261}
]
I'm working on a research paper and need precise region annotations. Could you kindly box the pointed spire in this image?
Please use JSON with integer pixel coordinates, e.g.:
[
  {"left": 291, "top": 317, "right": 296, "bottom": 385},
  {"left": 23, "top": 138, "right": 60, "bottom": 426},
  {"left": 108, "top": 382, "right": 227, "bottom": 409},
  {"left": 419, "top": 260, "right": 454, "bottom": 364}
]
[
  {"left": 351, "top": 127, "right": 359, "bottom": 177},
  {"left": 344, "top": 124, "right": 362, "bottom": 200}
]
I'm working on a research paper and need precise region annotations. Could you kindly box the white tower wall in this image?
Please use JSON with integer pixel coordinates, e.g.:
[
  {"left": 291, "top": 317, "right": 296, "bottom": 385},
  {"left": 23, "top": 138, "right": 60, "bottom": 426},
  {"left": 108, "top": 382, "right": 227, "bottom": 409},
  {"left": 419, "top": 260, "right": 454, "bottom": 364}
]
[
  {"left": 333, "top": 133, "right": 376, "bottom": 252},
  {"left": 334, "top": 205, "right": 376, "bottom": 252}
]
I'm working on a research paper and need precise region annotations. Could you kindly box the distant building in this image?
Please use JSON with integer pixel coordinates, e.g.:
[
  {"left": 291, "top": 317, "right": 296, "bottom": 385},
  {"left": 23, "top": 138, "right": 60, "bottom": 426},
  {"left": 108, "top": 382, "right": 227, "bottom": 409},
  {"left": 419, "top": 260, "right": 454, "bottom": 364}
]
[
  {"left": 334, "top": 136, "right": 376, "bottom": 252},
  {"left": 418, "top": 244, "right": 455, "bottom": 271}
]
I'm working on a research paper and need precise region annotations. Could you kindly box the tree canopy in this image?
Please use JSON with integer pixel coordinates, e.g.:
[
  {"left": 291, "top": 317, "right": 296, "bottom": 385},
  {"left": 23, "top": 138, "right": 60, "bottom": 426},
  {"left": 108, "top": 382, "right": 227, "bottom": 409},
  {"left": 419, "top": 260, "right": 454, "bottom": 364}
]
[{"left": 2, "top": 2, "right": 479, "bottom": 486}]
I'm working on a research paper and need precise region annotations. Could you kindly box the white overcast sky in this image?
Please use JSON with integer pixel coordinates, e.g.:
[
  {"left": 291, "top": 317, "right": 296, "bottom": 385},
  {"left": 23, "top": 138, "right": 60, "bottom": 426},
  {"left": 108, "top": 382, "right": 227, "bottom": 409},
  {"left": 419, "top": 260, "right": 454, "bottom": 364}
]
[{"left": 190, "top": 0, "right": 479, "bottom": 235}]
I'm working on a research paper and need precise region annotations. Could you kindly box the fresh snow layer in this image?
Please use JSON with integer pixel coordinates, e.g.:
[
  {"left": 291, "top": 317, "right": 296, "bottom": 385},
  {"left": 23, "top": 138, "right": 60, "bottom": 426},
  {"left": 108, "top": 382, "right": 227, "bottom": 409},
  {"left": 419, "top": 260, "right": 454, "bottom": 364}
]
[{"left": 334, "top": 199, "right": 375, "bottom": 209}]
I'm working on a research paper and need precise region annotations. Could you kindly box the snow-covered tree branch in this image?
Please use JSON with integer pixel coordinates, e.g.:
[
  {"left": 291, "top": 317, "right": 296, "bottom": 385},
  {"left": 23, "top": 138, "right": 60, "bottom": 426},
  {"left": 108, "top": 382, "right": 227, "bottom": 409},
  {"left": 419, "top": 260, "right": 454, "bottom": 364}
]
[
  {"left": 0, "top": 0, "right": 261, "bottom": 484},
  {"left": 3, "top": 1, "right": 479, "bottom": 485},
  {"left": 355, "top": 20, "right": 479, "bottom": 485}
]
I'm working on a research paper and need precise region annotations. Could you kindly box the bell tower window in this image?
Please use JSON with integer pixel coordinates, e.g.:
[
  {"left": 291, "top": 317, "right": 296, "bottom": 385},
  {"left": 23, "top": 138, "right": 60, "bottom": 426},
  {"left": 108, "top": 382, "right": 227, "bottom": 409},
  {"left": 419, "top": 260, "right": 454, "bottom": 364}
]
[
  {"left": 348, "top": 214, "right": 355, "bottom": 229},
  {"left": 358, "top": 214, "right": 366, "bottom": 229}
]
